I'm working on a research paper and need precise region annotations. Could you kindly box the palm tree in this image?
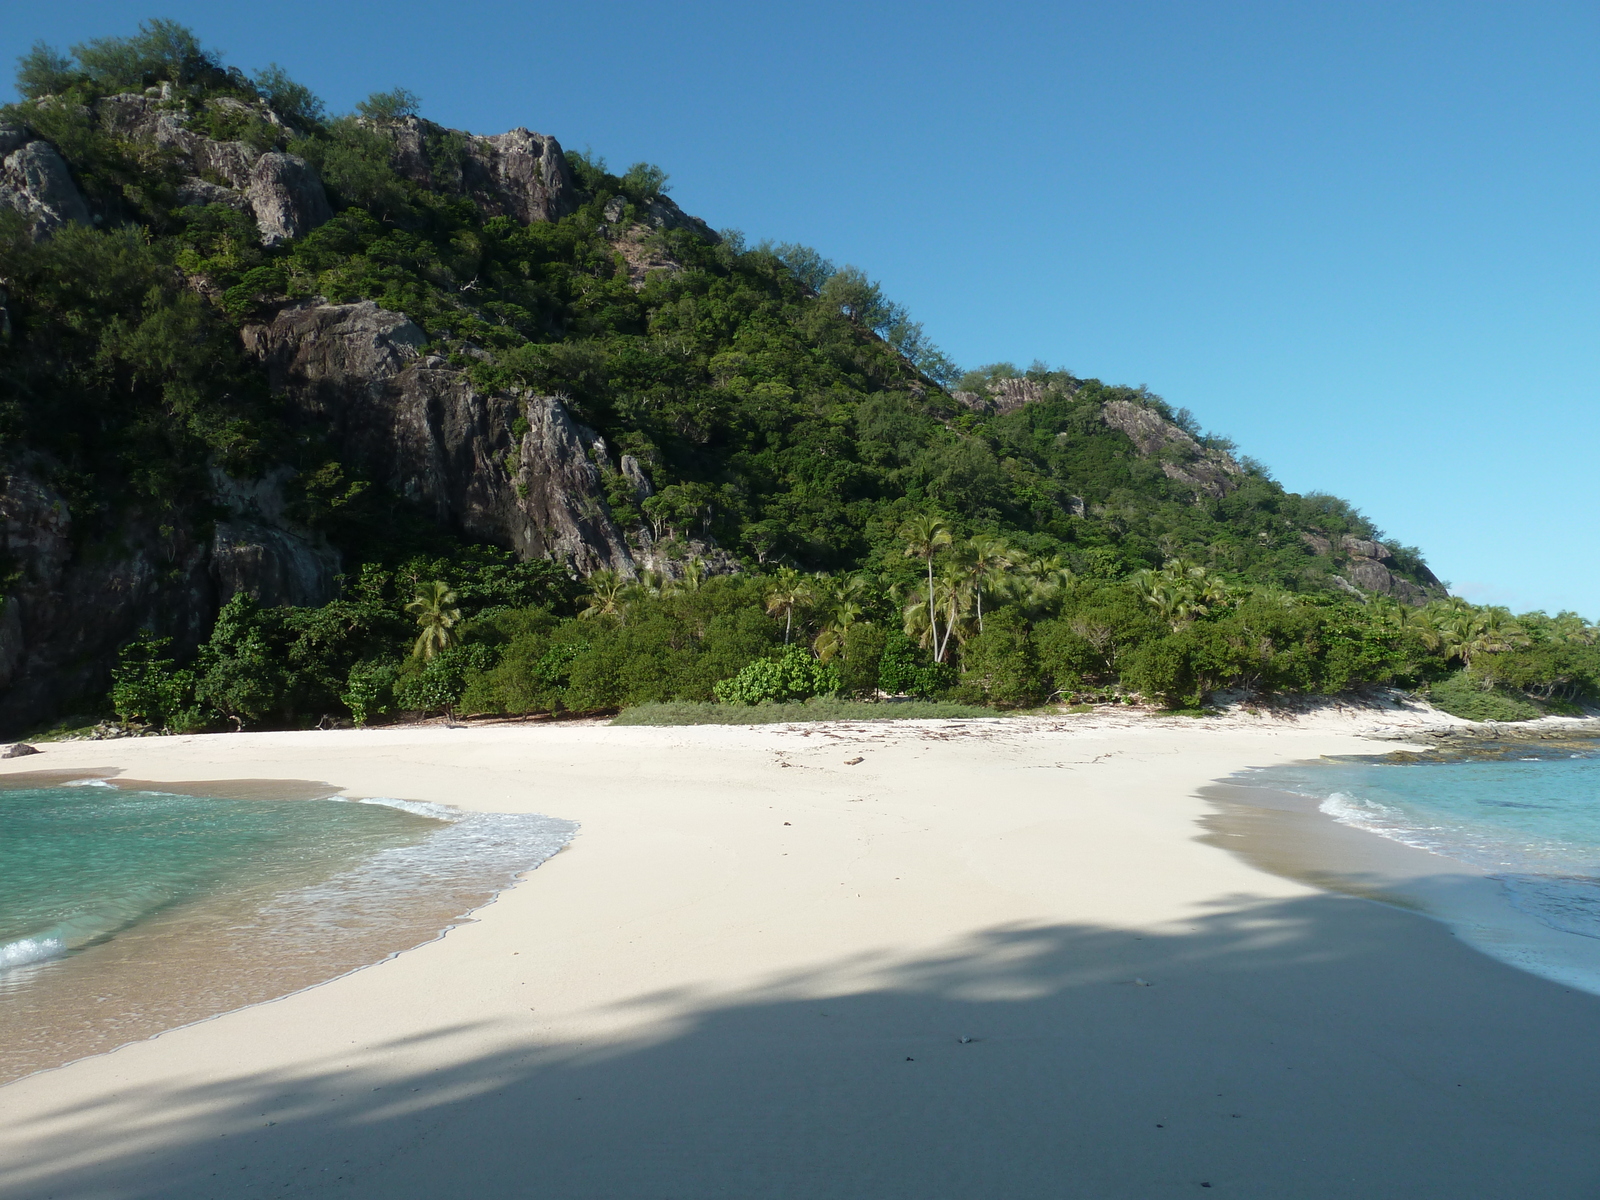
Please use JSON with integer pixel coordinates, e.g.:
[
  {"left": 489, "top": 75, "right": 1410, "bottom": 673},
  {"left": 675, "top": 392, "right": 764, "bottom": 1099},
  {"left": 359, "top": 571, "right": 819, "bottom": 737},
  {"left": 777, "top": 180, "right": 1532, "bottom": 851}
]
[
  {"left": 676, "top": 558, "right": 706, "bottom": 593},
  {"left": 578, "top": 569, "right": 627, "bottom": 620},
  {"left": 900, "top": 514, "right": 952, "bottom": 653},
  {"left": 1134, "top": 560, "right": 1227, "bottom": 630},
  {"left": 1418, "top": 600, "right": 1529, "bottom": 666},
  {"left": 622, "top": 569, "right": 664, "bottom": 606},
  {"left": 1547, "top": 611, "right": 1595, "bottom": 646},
  {"left": 406, "top": 581, "right": 461, "bottom": 661},
  {"left": 1013, "top": 553, "right": 1074, "bottom": 615},
  {"left": 813, "top": 573, "right": 867, "bottom": 661},
  {"left": 765, "top": 566, "right": 815, "bottom": 644},
  {"left": 964, "top": 535, "right": 1015, "bottom": 633},
  {"left": 902, "top": 562, "right": 970, "bottom": 663}
]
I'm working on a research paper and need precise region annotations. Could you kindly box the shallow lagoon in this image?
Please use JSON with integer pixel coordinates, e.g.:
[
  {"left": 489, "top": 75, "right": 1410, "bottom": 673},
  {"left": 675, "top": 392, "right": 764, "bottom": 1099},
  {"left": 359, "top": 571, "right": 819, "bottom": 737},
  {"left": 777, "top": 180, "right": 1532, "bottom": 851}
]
[{"left": 0, "top": 776, "right": 575, "bottom": 1082}]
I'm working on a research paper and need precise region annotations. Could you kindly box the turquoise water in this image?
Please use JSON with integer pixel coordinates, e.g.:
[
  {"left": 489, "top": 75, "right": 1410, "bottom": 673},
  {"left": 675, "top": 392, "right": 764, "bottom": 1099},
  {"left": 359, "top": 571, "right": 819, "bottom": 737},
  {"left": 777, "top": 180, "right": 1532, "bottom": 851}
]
[
  {"left": 0, "top": 780, "right": 577, "bottom": 1081},
  {"left": 1244, "top": 742, "right": 1600, "bottom": 940},
  {"left": 0, "top": 783, "right": 439, "bottom": 973}
]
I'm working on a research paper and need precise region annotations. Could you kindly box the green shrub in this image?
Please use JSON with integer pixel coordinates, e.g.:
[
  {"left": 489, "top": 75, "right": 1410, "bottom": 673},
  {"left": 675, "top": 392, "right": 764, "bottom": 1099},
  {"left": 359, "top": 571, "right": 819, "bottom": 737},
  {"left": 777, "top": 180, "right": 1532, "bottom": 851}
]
[
  {"left": 1118, "top": 634, "right": 1199, "bottom": 708},
  {"left": 394, "top": 643, "right": 497, "bottom": 714},
  {"left": 110, "top": 632, "right": 207, "bottom": 732},
  {"left": 1425, "top": 672, "right": 1542, "bottom": 722},
  {"left": 877, "top": 628, "right": 950, "bottom": 698},
  {"left": 612, "top": 698, "right": 1001, "bottom": 726},
  {"left": 953, "top": 610, "right": 1045, "bottom": 708},
  {"left": 341, "top": 659, "right": 400, "bottom": 726},
  {"left": 835, "top": 622, "right": 887, "bottom": 698},
  {"left": 714, "top": 645, "right": 840, "bottom": 705}
]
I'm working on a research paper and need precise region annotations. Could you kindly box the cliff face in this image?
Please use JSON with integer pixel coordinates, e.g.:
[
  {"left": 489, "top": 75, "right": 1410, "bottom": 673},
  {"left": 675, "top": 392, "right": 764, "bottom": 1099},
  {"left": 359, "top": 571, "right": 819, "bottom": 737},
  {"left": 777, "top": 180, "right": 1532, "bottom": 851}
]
[
  {"left": 95, "top": 93, "right": 333, "bottom": 245},
  {"left": 242, "top": 301, "right": 636, "bottom": 575},
  {"left": 1098, "top": 398, "right": 1246, "bottom": 500},
  {"left": 0, "top": 453, "right": 339, "bottom": 729},
  {"left": 0, "top": 97, "right": 646, "bottom": 730},
  {"left": 0, "top": 123, "right": 90, "bottom": 238},
  {"left": 386, "top": 117, "right": 579, "bottom": 224},
  {"left": 0, "top": 465, "right": 215, "bottom": 728}
]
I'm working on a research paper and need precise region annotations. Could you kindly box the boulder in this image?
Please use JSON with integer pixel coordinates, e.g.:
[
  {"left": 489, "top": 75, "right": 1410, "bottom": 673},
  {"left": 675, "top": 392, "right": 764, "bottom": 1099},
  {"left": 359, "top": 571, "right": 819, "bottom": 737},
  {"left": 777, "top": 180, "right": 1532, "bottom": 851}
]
[
  {"left": 470, "top": 128, "right": 579, "bottom": 224},
  {"left": 176, "top": 176, "right": 250, "bottom": 211},
  {"left": 639, "top": 193, "right": 718, "bottom": 242},
  {"left": 1346, "top": 558, "right": 1399, "bottom": 594},
  {"left": 1340, "top": 535, "right": 1392, "bottom": 562},
  {"left": 248, "top": 153, "right": 332, "bottom": 246},
  {"left": 2, "top": 742, "right": 40, "bottom": 758},
  {"left": 96, "top": 95, "right": 332, "bottom": 246},
  {"left": 243, "top": 301, "right": 635, "bottom": 575},
  {"left": 1300, "top": 532, "right": 1334, "bottom": 557},
  {"left": 96, "top": 93, "right": 189, "bottom": 147}
]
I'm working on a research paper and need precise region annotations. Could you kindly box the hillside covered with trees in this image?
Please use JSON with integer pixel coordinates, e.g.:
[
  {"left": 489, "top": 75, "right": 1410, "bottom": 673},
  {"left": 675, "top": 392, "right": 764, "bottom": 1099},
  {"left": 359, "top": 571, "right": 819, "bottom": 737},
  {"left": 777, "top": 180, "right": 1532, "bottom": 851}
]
[{"left": 1, "top": 21, "right": 1594, "bottom": 732}]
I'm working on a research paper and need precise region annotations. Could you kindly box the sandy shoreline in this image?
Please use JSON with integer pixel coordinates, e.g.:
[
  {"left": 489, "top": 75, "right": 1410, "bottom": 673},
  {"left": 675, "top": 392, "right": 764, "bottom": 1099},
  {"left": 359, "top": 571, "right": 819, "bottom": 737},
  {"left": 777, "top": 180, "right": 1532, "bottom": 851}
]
[{"left": 2, "top": 713, "right": 1599, "bottom": 1197}]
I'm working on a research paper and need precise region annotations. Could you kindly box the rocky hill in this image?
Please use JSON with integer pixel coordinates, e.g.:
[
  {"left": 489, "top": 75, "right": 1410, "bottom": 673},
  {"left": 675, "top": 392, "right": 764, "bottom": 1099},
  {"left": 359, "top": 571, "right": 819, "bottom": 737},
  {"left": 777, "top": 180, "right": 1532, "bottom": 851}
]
[{"left": 0, "top": 25, "right": 1450, "bottom": 729}]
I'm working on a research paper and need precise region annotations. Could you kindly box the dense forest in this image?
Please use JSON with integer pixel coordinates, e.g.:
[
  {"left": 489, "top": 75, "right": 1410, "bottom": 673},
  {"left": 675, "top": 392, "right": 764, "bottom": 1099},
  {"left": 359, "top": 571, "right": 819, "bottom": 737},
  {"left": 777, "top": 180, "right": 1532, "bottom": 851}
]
[{"left": 2, "top": 21, "right": 1594, "bottom": 732}]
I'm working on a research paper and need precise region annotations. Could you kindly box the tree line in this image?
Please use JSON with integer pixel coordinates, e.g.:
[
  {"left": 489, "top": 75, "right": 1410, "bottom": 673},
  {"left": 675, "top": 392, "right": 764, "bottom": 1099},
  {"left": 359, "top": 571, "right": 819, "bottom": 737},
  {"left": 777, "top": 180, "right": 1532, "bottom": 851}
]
[{"left": 108, "top": 512, "right": 1599, "bottom": 732}]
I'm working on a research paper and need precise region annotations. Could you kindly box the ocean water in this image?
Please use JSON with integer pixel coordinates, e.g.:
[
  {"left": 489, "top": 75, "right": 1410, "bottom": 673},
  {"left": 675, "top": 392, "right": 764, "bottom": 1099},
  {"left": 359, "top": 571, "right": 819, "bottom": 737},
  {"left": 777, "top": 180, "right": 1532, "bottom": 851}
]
[
  {"left": 0, "top": 779, "right": 576, "bottom": 1082},
  {"left": 1232, "top": 741, "right": 1600, "bottom": 975}
]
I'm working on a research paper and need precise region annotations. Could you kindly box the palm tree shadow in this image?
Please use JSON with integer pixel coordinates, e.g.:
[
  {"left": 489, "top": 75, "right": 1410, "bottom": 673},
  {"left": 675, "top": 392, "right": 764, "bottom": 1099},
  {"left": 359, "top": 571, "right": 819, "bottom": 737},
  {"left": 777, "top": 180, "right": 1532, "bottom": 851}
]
[{"left": 7, "top": 889, "right": 1600, "bottom": 1199}]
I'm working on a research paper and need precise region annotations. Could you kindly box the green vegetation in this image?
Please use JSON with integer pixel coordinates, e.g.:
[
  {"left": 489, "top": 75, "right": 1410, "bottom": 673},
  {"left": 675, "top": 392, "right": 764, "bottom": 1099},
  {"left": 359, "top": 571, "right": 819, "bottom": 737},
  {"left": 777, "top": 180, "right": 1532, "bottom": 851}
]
[
  {"left": 10, "top": 21, "right": 1599, "bottom": 731},
  {"left": 611, "top": 699, "right": 1000, "bottom": 726},
  {"left": 1423, "top": 673, "right": 1543, "bottom": 723},
  {"left": 104, "top": 535, "right": 1600, "bottom": 730}
]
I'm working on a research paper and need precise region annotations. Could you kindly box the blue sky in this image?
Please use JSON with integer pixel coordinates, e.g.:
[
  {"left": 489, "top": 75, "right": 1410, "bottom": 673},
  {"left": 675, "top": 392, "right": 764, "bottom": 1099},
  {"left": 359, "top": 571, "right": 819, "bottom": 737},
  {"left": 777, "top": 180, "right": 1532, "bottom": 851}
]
[{"left": 7, "top": 2, "right": 1596, "bottom": 614}]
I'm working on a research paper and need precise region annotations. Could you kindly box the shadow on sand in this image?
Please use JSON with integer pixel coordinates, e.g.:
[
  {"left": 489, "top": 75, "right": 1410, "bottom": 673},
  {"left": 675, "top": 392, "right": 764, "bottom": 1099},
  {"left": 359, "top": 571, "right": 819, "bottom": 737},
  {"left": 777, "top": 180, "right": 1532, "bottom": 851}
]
[{"left": 5, "top": 888, "right": 1600, "bottom": 1199}]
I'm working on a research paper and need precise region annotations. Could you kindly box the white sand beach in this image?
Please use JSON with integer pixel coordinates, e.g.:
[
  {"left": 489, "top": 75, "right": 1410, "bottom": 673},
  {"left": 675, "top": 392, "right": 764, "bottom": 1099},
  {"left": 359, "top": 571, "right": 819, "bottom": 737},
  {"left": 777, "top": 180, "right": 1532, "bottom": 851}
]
[{"left": 2, "top": 712, "right": 1599, "bottom": 1198}]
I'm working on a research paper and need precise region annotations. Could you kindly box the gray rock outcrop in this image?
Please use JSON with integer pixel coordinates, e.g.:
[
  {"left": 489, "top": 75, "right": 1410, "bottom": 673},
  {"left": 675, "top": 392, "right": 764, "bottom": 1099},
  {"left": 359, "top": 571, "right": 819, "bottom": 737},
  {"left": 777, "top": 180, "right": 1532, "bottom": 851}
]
[
  {"left": 243, "top": 301, "right": 635, "bottom": 575},
  {"left": 93, "top": 94, "right": 331, "bottom": 246},
  {"left": 248, "top": 153, "right": 332, "bottom": 246},
  {"left": 209, "top": 466, "right": 340, "bottom": 607},
  {"left": 620, "top": 455, "right": 654, "bottom": 503},
  {"left": 1099, "top": 399, "right": 1245, "bottom": 499},
  {"left": 1301, "top": 530, "right": 1442, "bottom": 603},
  {"left": 989, "top": 377, "right": 1045, "bottom": 415},
  {"left": 1335, "top": 537, "right": 1441, "bottom": 604},
  {"left": 387, "top": 117, "right": 579, "bottom": 224},
  {"left": 0, "top": 130, "right": 90, "bottom": 238},
  {"left": 950, "top": 377, "right": 1052, "bottom": 416}
]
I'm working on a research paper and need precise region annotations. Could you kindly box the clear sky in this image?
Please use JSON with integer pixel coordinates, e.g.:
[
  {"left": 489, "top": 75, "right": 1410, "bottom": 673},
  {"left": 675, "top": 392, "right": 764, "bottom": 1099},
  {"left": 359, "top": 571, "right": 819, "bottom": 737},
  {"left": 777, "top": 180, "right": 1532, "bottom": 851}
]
[{"left": 7, "top": 2, "right": 1596, "bottom": 615}]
